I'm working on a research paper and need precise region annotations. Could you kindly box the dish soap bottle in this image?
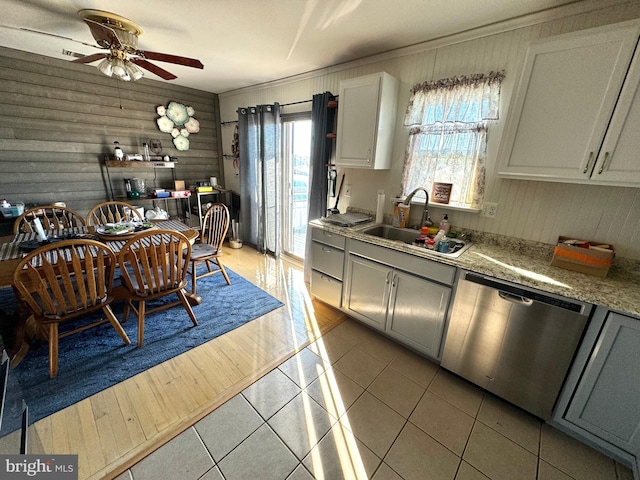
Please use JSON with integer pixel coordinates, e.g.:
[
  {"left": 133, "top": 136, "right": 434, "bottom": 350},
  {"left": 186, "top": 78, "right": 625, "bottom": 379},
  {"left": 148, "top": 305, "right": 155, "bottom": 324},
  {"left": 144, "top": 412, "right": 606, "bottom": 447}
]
[{"left": 439, "top": 214, "right": 451, "bottom": 234}]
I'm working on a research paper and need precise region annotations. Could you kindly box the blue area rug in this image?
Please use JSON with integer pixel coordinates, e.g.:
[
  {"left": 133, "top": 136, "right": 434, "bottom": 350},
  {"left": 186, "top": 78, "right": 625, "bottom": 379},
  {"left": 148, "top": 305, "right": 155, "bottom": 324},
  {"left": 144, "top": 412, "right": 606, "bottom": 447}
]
[{"left": 0, "top": 267, "right": 283, "bottom": 436}]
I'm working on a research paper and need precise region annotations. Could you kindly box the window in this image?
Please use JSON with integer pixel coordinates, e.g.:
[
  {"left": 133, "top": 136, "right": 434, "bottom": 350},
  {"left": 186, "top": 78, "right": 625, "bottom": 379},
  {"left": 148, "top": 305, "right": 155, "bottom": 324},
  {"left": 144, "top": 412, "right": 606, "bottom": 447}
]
[
  {"left": 281, "top": 114, "right": 311, "bottom": 259},
  {"left": 402, "top": 71, "right": 505, "bottom": 210}
]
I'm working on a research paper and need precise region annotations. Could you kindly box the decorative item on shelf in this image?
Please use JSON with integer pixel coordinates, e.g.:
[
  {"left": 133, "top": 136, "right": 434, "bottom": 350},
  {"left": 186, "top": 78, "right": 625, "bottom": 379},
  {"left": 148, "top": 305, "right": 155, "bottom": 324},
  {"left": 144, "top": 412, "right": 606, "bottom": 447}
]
[
  {"left": 131, "top": 177, "right": 145, "bottom": 197},
  {"left": 196, "top": 180, "right": 213, "bottom": 192},
  {"left": 156, "top": 102, "right": 199, "bottom": 151},
  {"left": 114, "top": 140, "right": 124, "bottom": 160},
  {"left": 171, "top": 190, "right": 191, "bottom": 198},
  {"left": 150, "top": 139, "right": 163, "bottom": 156},
  {"left": 432, "top": 182, "right": 453, "bottom": 204}
]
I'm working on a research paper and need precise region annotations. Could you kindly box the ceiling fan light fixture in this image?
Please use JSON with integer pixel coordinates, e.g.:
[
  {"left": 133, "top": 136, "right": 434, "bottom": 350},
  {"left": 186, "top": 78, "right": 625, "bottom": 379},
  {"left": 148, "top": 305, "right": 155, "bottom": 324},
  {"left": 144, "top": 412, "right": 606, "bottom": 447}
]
[
  {"left": 125, "top": 60, "right": 144, "bottom": 81},
  {"left": 97, "top": 57, "right": 113, "bottom": 77},
  {"left": 111, "top": 57, "right": 127, "bottom": 78}
]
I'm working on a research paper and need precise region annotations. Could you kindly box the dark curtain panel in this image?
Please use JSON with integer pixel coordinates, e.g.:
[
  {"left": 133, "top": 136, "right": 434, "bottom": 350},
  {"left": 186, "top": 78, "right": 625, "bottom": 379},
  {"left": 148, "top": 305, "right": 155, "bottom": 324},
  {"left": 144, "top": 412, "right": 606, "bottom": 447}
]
[
  {"left": 304, "top": 92, "right": 336, "bottom": 282},
  {"left": 237, "top": 104, "right": 281, "bottom": 256}
]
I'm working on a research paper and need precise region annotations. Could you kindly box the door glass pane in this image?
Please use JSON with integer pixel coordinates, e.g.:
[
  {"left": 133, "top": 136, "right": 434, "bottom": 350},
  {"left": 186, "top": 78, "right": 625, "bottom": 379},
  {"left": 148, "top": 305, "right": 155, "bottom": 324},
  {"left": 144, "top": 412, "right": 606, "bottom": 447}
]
[{"left": 282, "top": 118, "right": 311, "bottom": 259}]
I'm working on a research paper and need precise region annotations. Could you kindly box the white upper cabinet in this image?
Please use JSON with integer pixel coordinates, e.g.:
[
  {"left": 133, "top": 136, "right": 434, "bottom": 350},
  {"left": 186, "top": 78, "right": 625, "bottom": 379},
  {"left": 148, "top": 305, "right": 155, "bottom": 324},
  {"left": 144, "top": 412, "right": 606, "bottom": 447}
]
[
  {"left": 497, "top": 21, "right": 640, "bottom": 186},
  {"left": 336, "top": 72, "right": 399, "bottom": 169}
]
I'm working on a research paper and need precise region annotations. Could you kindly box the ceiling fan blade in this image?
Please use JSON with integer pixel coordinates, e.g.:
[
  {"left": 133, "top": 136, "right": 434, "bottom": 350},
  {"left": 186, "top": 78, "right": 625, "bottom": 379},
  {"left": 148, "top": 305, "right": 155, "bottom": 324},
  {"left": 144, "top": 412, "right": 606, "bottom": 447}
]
[
  {"left": 131, "top": 58, "right": 177, "bottom": 80},
  {"left": 82, "top": 17, "right": 122, "bottom": 49},
  {"left": 0, "top": 25, "right": 99, "bottom": 49},
  {"left": 71, "top": 53, "right": 108, "bottom": 64},
  {"left": 137, "top": 50, "right": 204, "bottom": 69}
]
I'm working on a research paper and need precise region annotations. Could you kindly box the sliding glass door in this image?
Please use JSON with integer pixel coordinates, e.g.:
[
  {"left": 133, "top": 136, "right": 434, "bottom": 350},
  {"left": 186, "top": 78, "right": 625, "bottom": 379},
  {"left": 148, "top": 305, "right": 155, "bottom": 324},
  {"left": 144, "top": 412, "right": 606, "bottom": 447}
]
[{"left": 281, "top": 114, "right": 311, "bottom": 259}]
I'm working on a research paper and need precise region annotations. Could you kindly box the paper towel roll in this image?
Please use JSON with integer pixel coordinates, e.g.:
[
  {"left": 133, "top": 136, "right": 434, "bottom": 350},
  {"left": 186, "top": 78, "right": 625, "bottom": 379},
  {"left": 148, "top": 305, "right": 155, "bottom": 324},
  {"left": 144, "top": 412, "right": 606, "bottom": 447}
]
[{"left": 376, "top": 190, "right": 385, "bottom": 223}]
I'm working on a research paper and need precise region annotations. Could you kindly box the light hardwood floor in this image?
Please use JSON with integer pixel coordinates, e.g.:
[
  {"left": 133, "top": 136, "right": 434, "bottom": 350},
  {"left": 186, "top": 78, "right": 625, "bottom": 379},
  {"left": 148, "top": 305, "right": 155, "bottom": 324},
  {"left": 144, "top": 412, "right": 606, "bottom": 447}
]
[{"left": 26, "top": 245, "right": 346, "bottom": 480}]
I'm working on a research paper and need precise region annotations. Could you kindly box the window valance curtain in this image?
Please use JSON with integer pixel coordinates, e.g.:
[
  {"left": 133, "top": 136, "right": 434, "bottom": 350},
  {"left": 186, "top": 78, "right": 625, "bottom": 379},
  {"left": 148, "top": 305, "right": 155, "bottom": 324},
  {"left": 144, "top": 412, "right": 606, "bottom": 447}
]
[{"left": 404, "top": 71, "right": 505, "bottom": 128}]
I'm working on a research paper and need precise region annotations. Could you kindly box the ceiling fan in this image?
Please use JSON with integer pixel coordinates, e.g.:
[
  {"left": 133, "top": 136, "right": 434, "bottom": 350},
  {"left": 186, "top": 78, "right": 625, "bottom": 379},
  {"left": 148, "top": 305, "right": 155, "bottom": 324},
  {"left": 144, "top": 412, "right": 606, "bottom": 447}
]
[{"left": 69, "top": 9, "right": 204, "bottom": 82}]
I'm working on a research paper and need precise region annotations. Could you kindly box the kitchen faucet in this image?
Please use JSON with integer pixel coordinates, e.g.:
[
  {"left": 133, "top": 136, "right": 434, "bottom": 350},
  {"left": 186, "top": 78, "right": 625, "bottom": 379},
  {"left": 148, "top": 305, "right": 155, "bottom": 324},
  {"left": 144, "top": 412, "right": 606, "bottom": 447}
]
[{"left": 403, "top": 187, "right": 429, "bottom": 229}]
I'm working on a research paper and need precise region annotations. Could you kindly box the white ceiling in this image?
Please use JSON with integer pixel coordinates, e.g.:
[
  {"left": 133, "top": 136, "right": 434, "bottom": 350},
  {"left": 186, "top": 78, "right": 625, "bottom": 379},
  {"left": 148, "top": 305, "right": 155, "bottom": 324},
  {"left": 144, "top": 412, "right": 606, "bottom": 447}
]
[{"left": 0, "top": 0, "right": 597, "bottom": 94}]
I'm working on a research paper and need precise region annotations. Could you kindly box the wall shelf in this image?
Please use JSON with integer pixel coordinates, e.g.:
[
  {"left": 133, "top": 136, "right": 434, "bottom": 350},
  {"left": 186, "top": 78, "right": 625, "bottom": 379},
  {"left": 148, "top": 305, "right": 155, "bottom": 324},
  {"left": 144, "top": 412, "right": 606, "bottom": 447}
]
[{"left": 102, "top": 158, "right": 190, "bottom": 222}]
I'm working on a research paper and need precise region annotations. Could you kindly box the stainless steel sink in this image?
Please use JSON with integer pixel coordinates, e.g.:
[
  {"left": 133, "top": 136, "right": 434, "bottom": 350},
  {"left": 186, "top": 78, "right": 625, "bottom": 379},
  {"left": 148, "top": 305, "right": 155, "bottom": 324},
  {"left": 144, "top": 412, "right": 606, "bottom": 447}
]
[{"left": 360, "top": 225, "right": 473, "bottom": 258}]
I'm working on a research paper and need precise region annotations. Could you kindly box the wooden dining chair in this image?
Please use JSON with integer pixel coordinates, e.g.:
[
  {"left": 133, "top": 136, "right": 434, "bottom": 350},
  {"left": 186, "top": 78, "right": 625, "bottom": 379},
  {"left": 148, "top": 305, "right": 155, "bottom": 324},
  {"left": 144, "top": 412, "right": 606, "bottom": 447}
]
[
  {"left": 13, "top": 205, "right": 86, "bottom": 234},
  {"left": 13, "top": 239, "right": 131, "bottom": 378},
  {"left": 118, "top": 229, "right": 198, "bottom": 347},
  {"left": 86, "top": 201, "right": 144, "bottom": 226},
  {"left": 188, "top": 203, "right": 231, "bottom": 295}
]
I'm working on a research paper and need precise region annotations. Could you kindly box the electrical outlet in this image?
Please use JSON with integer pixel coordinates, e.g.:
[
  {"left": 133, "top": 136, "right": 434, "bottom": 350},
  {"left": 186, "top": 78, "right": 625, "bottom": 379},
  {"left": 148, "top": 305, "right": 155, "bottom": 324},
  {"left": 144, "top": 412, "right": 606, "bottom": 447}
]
[
  {"left": 344, "top": 184, "right": 352, "bottom": 197},
  {"left": 481, "top": 202, "right": 498, "bottom": 218}
]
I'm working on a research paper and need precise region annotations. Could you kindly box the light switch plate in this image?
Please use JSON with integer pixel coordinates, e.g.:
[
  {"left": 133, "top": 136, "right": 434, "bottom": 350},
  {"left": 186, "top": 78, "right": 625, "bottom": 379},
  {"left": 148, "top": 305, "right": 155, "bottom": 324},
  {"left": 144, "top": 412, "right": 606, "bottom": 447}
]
[{"left": 344, "top": 184, "right": 352, "bottom": 197}]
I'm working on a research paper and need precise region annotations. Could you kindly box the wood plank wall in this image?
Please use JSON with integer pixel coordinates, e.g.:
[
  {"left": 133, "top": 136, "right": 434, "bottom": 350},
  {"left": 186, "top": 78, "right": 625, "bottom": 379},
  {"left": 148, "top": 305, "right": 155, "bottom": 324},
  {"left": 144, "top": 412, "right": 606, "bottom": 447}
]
[
  {"left": 0, "top": 46, "right": 222, "bottom": 222},
  {"left": 219, "top": 1, "right": 640, "bottom": 260}
]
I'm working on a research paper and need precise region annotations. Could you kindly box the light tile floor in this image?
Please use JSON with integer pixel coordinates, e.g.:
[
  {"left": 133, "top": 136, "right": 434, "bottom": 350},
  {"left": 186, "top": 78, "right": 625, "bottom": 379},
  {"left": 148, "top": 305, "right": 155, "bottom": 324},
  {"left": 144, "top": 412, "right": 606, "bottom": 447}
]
[{"left": 116, "top": 319, "right": 634, "bottom": 480}]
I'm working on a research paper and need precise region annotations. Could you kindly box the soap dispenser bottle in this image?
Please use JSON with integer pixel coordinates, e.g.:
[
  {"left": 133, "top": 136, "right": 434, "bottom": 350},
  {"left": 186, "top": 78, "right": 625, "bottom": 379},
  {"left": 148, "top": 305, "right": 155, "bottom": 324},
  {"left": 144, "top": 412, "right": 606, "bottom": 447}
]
[{"left": 439, "top": 214, "right": 451, "bottom": 234}]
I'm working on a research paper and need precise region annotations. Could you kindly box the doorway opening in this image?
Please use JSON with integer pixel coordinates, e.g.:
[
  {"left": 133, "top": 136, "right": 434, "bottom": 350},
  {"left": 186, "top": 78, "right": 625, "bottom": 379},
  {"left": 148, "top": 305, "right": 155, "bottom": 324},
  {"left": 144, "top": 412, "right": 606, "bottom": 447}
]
[{"left": 281, "top": 114, "right": 311, "bottom": 260}]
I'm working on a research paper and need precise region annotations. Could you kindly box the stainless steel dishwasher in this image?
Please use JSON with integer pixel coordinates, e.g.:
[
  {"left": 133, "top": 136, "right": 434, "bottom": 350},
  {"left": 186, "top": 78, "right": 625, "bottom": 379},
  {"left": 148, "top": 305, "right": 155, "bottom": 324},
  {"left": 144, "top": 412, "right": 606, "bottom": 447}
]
[{"left": 441, "top": 270, "right": 593, "bottom": 420}]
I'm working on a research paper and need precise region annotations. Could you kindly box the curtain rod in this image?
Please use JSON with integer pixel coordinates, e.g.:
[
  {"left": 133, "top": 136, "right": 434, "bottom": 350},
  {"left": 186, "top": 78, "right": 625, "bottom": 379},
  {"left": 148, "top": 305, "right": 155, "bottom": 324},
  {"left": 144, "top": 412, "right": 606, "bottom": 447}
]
[{"left": 222, "top": 97, "right": 327, "bottom": 125}]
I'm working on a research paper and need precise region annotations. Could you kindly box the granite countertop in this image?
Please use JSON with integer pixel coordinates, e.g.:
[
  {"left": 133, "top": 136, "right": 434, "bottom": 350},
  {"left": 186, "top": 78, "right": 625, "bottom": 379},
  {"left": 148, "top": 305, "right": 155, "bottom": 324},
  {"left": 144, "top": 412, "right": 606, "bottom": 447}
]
[{"left": 311, "top": 219, "right": 640, "bottom": 318}]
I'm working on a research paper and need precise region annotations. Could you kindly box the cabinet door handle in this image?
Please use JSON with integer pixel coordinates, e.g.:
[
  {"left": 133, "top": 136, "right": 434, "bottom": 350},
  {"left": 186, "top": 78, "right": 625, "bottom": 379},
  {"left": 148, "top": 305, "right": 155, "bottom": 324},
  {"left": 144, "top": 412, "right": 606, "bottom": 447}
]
[
  {"left": 391, "top": 274, "right": 397, "bottom": 288},
  {"left": 367, "top": 149, "right": 371, "bottom": 164},
  {"left": 583, "top": 151, "right": 594, "bottom": 174},
  {"left": 597, "top": 152, "right": 610, "bottom": 174},
  {"left": 385, "top": 271, "right": 391, "bottom": 285}
]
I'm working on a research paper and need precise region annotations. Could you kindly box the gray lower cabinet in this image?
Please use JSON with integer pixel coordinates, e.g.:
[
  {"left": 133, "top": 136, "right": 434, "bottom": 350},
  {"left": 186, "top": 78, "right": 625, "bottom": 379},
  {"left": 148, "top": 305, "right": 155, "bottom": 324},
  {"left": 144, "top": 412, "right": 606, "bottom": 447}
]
[
  {"left": 344, "top": 254, "right": 393, "bottom": 330},
  {"left": 386, "top": 269, "right": 451, "bottom": 358},
  {"left": 565, "top": 311, "right": 640, "bottom": 457},
  {"left": 310, "top": 228, "right": 346, "bottom": 308},
  {"left": 343, "top": 239, "right": 454, "bottom": 359}
]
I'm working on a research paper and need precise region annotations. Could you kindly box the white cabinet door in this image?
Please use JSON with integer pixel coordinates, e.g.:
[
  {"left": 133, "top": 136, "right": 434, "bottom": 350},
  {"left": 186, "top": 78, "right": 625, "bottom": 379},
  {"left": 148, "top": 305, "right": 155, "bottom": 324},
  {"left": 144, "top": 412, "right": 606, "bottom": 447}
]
[
  {"left": 336, "top": 72, "right": 398, "bottom": 169},
  {"left": 497, "top": 22, "right": 640, "bottom": 183},
  {"left": 592, "top": 46, "right": 640, "bottom": 185},
  {"left": 565, "top": 312, "right": 640, "bottom": 455},
  {"left": 386, "top": 270, "right": 450, "bottom": 359},
  {"left": 344, "top": 254, "right": 391, "bottom": 330}
]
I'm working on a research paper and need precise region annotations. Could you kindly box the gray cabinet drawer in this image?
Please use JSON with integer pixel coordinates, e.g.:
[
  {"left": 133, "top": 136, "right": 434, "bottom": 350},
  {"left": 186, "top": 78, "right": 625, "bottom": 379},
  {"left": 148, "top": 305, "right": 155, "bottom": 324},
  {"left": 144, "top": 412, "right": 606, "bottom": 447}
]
[
  {"left": 311, "top": 270, "right": 342, "bottom": 308},
  {"left": 311, "top": 228, "right": 346, "bottom": 250},
  {"left": 311, "top": 241, "right": 345, "bottom": 280},
  {"left": 349, "top": 239, "right": 456, "bottom": 285}
]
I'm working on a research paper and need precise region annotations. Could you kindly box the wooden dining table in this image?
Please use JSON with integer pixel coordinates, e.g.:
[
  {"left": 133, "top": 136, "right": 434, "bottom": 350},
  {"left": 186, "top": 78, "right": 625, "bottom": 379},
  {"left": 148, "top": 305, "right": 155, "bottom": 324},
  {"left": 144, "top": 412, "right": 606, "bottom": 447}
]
[{"left": 0, "top": 219, "right": 200, "bottom": 365}]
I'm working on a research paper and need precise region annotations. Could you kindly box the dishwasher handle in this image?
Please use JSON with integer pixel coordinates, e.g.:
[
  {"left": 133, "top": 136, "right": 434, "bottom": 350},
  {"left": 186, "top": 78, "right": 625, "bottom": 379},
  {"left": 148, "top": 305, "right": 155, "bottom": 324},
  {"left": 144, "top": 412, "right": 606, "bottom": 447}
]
[
  {"left": 462, "top": 272, "right": 589, "bottom": 314},
  {"left": 498, "top": 290, "right": 533, "bottom": 306}
]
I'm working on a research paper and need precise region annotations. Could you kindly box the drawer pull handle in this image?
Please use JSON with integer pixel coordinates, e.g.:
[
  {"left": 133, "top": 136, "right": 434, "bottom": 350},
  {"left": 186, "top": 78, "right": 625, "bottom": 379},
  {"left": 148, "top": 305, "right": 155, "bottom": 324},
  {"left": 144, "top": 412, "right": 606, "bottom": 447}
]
[
  {"left": 583, "top": 151, "right": 594, "bottom": 174},
  {"left": 322, "top": 247, "right": 332, "bottom": 253},
  {"left": 597, "top": 152, "right": 610, "bottom": 174}
]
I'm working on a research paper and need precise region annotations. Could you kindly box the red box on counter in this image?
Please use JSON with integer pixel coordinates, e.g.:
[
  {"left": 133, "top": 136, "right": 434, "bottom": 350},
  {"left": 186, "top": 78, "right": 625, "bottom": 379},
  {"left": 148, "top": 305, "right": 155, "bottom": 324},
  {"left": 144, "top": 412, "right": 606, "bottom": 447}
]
[{"left": 171, "top": 190, "right": 191, "bottom": 198}]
